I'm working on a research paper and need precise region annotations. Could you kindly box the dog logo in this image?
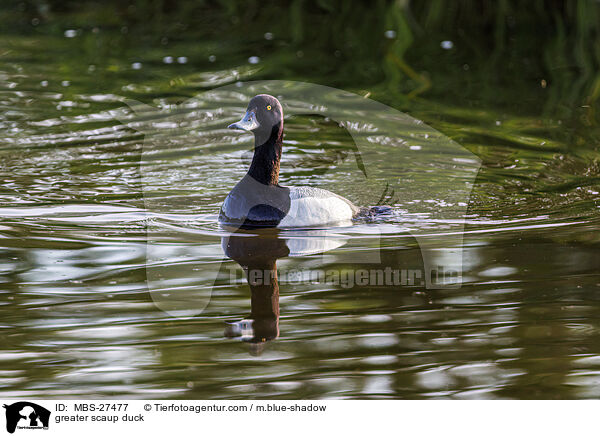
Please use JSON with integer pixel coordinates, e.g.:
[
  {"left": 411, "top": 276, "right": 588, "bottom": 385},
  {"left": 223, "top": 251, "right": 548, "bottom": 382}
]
[{"left": 3, "top": 402, "right": 50, "bottom": 433}]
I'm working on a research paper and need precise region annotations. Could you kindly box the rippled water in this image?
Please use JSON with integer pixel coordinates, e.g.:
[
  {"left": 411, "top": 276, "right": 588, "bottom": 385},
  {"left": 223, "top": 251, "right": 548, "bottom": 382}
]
[{"left": 2, "top": 11, "right": 600, "bottom": 400}]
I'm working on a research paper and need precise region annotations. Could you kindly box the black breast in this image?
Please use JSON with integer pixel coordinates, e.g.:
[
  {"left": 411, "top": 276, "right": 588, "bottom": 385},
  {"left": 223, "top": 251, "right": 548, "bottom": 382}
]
[{"left": 219, "top": 175, "right": 291, "bottom": 228}]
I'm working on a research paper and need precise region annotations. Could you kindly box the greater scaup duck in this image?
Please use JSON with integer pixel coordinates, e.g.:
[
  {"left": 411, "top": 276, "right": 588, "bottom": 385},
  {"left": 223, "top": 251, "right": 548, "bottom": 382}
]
[{"left": 220, "top": 94, "right": 361, "bottom": 228}]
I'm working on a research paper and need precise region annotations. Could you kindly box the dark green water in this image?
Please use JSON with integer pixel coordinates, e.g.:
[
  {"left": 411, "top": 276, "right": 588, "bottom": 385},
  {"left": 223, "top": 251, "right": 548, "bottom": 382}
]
[{"left": 1, "top": 1, "right": 600, "bottom": 399}]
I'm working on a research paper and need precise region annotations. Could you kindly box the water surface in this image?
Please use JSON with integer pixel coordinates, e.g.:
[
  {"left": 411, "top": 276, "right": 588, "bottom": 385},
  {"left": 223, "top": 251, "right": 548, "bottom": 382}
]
[{"left": 1, "top": 2, "right": 600, "bottom": 399}]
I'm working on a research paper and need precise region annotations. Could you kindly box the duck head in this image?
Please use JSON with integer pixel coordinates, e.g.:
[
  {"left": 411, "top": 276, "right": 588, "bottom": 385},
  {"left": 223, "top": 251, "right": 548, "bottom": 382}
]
[{"left": 228, "top": 94, "right": 283, "bottom": 147}]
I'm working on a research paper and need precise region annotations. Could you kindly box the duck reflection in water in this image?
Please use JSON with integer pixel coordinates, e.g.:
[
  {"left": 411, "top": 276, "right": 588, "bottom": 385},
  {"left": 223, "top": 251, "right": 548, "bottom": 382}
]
[{"left": 221, "top": 227, "right": 346, "bottom": 355}]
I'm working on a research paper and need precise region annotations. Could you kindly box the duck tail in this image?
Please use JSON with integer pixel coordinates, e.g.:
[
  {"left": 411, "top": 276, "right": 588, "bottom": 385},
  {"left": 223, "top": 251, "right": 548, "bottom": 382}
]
[{"left": 355, "top": 205, "right": 393, "bottom": 219}]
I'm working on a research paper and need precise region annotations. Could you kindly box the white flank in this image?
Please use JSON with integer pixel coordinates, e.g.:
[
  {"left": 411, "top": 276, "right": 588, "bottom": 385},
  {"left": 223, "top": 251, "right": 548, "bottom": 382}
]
[{"left": 278, "top": 196, "right": 353, "bottom": 228}]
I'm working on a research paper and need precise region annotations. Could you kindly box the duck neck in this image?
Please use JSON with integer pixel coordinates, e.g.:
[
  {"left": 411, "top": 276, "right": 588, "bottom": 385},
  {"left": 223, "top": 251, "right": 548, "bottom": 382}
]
[
  {"left": 248, "top": 122, "right": 283, "bottom": 186},
  {"left": 247, "top": 259, "right": 280, "bottom": 320}
]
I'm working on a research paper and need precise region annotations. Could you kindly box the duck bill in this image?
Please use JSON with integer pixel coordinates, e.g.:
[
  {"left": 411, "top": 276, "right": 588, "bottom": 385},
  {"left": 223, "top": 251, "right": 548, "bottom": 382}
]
[{"left": 228, "top": 110, "right": 259, "bottom": 131}]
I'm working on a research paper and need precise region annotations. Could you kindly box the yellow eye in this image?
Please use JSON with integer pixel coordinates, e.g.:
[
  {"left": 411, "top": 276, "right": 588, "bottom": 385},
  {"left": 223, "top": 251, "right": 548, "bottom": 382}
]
[{"left": 266, "top": 105, "right": 272, "bottom": 111}]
